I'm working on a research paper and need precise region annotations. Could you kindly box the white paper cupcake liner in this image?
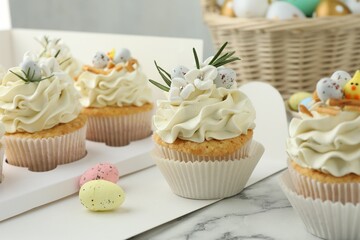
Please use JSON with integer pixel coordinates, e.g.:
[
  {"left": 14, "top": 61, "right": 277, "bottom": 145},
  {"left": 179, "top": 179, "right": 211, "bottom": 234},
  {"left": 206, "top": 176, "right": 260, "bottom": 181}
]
[
  {"left": 86, "top": 110, "right": 152, "bottom": 146},
  {"left": 155, "top": 137, "right": 252, "bottom": 162},
  {"left": 153, "top": 141, "right": 264, "bottom": 200},
  {"left": 4, "top": 124, "right": 87, "bottom": 172},
  {"left": 288, "top": 161, "right": 360, "bottom": 204},
  {"left": 0, "top": 144, "right": 4, "bottom": 183},
  {"left": 279, "top": 171, "right": 360, "bottom": 240}
]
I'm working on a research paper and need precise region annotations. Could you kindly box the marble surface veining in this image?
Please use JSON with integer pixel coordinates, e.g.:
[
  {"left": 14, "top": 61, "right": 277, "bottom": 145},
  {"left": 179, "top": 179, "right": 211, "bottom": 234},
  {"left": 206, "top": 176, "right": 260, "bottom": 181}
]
[{"left": 131, "top": 172, "right": 320, "bottom": 240}]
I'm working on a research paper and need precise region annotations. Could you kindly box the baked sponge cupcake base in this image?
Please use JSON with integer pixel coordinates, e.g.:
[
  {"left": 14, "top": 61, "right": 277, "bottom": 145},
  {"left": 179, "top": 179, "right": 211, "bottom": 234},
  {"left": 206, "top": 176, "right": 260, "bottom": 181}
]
[
  {"left": 4, "top": 114, "right": 87, "bottom": 172},
  {"left": 280, "top": 171, "right": 360, "bottom": 240},
  {"left": 153, "top": 141, "right": 264, "bottom": 200}
]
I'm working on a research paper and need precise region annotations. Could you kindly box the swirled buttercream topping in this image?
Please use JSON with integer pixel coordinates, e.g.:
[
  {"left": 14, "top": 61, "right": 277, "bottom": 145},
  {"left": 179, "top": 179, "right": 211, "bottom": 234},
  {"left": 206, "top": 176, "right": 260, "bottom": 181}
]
[
  {"left": 287, "top": 103, "right": 360, "bottom": 177},
  {"left": 75, "top": 68, "right": 152, "bottom": 108},
  {"left": 0, "top": 61, "right": 81, "bottom": 133},
  {"left": 153, "top": 85, "right": 255, "bottom": 143}
]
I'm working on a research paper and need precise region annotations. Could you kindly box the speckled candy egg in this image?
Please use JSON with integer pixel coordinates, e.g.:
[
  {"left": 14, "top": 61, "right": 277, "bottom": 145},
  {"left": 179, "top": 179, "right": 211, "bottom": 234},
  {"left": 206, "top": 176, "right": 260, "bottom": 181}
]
[
  {"left": 20, "top": 59, "right": 41, "bottom": 80},
  {"left": 316, "top": 77, "right": 343, "bottom": 102},
  {"left": 79, "top": 180, "right": 125, "bottom": 211},
  {"left": 346, "top": 0, "right": 360, "bottom": 14},
  {"left": 267, "top": 2, "right": 306, "bottom": 20},
  {"left": 171, "top": 65, "right": 189, "bottom": 79},
  {"left": 79, "top": 163, "right": 119, "bottom": 187},
  {"left": 330, "top": 70, "right": 351, "bottom": 88},
  {"left": 92, "top": 51, "right": 109, "bottom": 69},
  {"left": 233, "top": 0, "right": 269, "bottom": 18},
  {"left": 214, "top": 68, "right": 236, "bottom": 89},
  {"left": 284, "top": 0, "right": 320, "bottom": 17},
  {"left": 113, "top": 48, "right": 131, "bottom": 63}
]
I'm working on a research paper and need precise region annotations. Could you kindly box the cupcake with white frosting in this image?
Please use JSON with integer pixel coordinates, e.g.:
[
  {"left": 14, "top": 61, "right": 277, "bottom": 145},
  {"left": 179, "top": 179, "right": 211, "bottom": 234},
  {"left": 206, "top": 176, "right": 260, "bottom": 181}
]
[
  {"left": 0, "top": 53, "right": 87, "bottom": 171},
  {"left": 151, "top": 43, "right": 264, "bottom": 199},
  {"left": 75, "top": 49, "right": 153, "bottom": 146},
  {"left": 281, "top": 70, "right": 360, "bottom": 240},
  {"left": 37, "top": 35, "right": 81, "bottom": 79}
]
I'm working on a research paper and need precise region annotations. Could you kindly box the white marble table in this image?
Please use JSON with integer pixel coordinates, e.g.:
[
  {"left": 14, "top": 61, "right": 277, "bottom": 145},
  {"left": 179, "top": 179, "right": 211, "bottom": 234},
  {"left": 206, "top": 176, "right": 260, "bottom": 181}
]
[{"left": 131, "top": 171, "right": 320, "bottom": 240}]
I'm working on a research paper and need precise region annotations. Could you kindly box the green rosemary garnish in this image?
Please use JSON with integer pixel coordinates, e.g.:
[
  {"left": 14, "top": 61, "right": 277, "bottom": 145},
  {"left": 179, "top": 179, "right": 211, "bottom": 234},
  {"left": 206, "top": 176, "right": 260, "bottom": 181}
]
[
  {"left": 193, "top": 48, "right": 200, "bottom": 69},
  {"left": 9, "top": 70, "right": 53, "bottom": 84},
  {"left": 59, "top": 57, "right": 71, "bottom": 66},
  {"left": 209, "top": 42, "right": 240, "bottom": 68},
  {"left": 149, "top": 42, "right": 240, "bottom": 91}
]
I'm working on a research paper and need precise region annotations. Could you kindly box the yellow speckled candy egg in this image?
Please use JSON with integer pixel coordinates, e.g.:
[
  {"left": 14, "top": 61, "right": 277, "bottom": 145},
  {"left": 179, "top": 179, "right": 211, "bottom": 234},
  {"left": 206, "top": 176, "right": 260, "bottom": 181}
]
[
  {"left": 79, "top": 180, "right": 125, "bottom": 211},
  {"left": 288, "top": 92, "right": 312, "bottom": 111}
]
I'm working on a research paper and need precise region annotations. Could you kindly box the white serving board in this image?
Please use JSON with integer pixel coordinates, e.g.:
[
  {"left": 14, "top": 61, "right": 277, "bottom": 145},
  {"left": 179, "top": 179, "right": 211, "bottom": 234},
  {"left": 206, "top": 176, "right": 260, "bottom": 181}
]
[
  {"left": 0, "top": 29, "right": 203, "bottom": 221},
  {"left": 0, "top": 81, "right": 288, "bottom": 240}
]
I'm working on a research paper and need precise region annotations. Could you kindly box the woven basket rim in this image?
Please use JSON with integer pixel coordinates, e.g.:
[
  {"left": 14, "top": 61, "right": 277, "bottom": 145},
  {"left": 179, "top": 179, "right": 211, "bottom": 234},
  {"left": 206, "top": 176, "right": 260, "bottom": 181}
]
[{"left": 201, "top": 0, "right": 360, "bottom": 32}]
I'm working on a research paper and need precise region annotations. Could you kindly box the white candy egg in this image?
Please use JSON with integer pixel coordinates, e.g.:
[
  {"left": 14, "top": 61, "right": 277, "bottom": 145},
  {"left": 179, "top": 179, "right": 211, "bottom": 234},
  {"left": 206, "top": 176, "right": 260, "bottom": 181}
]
[
  {"left": 233, "top": 0, "right": 269, "bottom": 18},
  {"left": 345, "top": 0, "right": 360, "bottom": 13},
  {"left": 266, "top": 2, "right": 306, "bottom": 20},
  {"left": 20, "top": 59, "right": 41, "bottom": 80},
  {"left": 316, "top": 77, "right": 343, "bottom": 102},
  {"left": 92, "top": 51, "right": 109, "bottom": 69},
  {"left": 214, "top": 68, "right": 236, "bottom": 89},
  {"left": 114, "top": 48, "right": 131, "bottom": 63},
  {"left": 171, "top": 65, "right": 189, "bottom": 79},
  {"left": 330, "top": 70, "right": 351, "bottom": 88}
]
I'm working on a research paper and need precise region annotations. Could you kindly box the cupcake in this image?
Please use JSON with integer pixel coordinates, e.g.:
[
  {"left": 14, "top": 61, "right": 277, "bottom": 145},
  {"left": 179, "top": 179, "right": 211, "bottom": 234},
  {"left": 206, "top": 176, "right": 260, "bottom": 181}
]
[
  {"left": 281, "top": 70, "right": 360, "bottom": 239},
  {"left": 0, "top": 123, "right": 5, "bottom": 183},
  {"left": 0, "top": 53, "right": 87, "bottom": 172},
  {"left": 150, "top": 42, "right": 264, "bottom": 200},
  {"left": 75, "top": 49, "right": 153, "bottom": 146},
  {"left": 36, "top": 35, "right": 81, "bottom": 79}
]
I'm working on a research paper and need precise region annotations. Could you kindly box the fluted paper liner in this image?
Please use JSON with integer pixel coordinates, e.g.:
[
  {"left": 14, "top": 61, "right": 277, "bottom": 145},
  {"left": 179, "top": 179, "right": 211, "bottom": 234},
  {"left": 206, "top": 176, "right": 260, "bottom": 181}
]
[
  {"left": 288, "top": 161, "right": 360, "bottom": 204},
  {"left": 279, "top": 171, "right": 360, "bottom": 240},
  {"left": 153, "top": 141, "right": 264, "bottom": 200},
  {"left": 0, "top": 144, "right": 4, "bottom": 183},
  {"left": 86, "top": 110, "right": 152, "bottom": 146},
  {"left": 4, "top": 124, "right": 87, "bottom": 172},
  {"left": 155, "top": 138, "right": 252, "bottom": 162}
]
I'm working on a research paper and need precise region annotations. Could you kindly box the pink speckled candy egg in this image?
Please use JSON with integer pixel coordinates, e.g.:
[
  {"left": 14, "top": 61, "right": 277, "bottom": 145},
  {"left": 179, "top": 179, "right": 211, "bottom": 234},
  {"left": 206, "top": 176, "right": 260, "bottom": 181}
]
[{"left": 79, "top": 163, "right": 119, "bottom": 187}]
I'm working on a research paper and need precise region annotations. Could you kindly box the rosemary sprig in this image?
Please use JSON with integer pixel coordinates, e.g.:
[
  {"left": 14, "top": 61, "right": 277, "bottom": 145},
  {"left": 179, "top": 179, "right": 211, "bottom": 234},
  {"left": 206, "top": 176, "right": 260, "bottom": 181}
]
[
  {"left": 208, "top": 42, "right": 240, "bottom": 67},
  {"left": 9, "top": 70, "right": 54, "bottom": 84},
  {"left": 154, "top": 61, "right": 171, "bottom": 87},
  {"left": 193, "top": 48, "right": 200, "bottom": 69},
  {"left": 149, "top": 79, "right": 170, "bottom": 92},
  {"left": 54, "top": 49, "right": 61, "bottom": 58},
  {"left": 59, "top": 57, "right": 71, "bottom": 65}
]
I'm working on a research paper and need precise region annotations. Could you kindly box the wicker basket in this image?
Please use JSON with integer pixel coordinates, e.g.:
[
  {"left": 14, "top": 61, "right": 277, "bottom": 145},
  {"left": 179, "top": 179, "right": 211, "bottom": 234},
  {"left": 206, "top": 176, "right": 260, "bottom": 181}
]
[{"left": 201, "top": 0, "right": 360, "bottom": 99}]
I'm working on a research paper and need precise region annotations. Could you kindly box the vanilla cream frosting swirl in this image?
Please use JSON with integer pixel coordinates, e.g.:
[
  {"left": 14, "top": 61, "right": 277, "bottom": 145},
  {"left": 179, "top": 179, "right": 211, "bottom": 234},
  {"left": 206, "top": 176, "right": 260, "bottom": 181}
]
[
  {"left": 153, "top": 85, "right": 255, "bottom": 143},
  {"left": 287, "top": 104, "right": 360, "bottom": 177},
  {"left": 0, "top": 67, "right": 81, "bottom": 133},
  {"left": 75, "top": 68, "right": 152, "bottom": 108}
]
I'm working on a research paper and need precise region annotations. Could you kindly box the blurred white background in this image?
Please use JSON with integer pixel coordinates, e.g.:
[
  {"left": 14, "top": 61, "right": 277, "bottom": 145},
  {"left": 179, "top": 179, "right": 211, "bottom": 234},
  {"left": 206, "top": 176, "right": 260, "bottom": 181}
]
[{"left": 8, "top": 0, "right": 214, "bottom": 55}]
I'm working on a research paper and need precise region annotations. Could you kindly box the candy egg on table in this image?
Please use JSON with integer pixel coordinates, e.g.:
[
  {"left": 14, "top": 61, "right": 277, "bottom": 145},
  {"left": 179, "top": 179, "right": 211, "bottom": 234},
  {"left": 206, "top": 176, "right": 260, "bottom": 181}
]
[
  {"left": 20, "top": 59, "right": 41, "bottom": 80},
  {"left": 266, "top": 2, "right": 306, "bottom": 20},
  {"left": 171, "top": 65, "right": 189, "bottom": 79},
  {"left": 288, "top": 92, "right": 313, "bottom": 111},
  {"left": 92, "top": 51, "right": 109, "bottom": 69},
  {"left": 233, "top": 0, "right": 269, "bottom": 18},
  {"left": 314, "top": 0, "right": 351, "bottom": 17},
  {"left": 284, "top": 0, "right": 320, "bottom": 17},
  {"left": 345, "top": 0, "right": 360, "bottom": 14},
  {"left": 330, "top": 70, "right": 351, "bottom": 88},
  {"left": 79, "top": 162, "right": 119, "bottom": 187},
  {"left": 79, "top": 180, "right": 125, "bottom": 211},
  {"left": 316, "top": 77, "right": 343, "bottom": 102},
  {"left": 113, "top": 48, "right": 131, "bottom": 64},
  {"left": 221, "top": 0, "right": 236, "bottom": 17},
  {"left": 214, "top": 67, "right": 236, "bottom": 89}
]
